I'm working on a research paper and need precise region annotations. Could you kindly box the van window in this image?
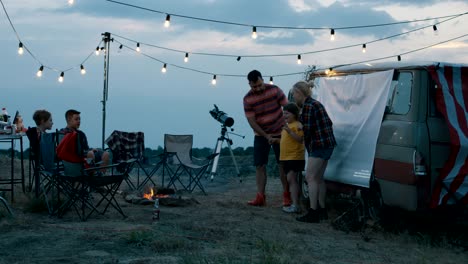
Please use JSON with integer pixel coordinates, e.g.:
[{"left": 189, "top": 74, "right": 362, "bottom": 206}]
[{"left": 386, "top": 72, "right": 413, "bottom": 115}]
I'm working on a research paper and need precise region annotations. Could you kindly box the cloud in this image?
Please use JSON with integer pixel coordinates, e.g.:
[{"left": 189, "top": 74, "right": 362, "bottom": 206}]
[{"left": 288, "top": 0, "right": 315, "bottom": 12}]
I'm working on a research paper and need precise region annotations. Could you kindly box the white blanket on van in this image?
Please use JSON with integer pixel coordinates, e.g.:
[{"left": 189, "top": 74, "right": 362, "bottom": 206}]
[{"left": 314, "top": 70, "right": 393, "bottom": 188}]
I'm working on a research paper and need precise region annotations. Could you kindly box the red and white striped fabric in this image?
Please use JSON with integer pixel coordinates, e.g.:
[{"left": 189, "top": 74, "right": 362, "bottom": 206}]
[{"left": 429, "top": 65, "right": 468, "bottom": 207}]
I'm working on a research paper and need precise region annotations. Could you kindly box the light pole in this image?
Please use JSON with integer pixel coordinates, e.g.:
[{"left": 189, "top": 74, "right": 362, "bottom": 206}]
[{"left": 101, "top": 32, "right": 112, "bottom": 148}]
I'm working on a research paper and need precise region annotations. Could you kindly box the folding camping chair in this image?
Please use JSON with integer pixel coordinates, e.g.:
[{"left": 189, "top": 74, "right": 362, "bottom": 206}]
[
  {"left": 105, "top": 130, "right": 147, "bottom": 191},
  {"left": 26, "top": 129, "right": 62, "bottom": 215},
  {"left": 55, "top": 130, "right": 131, "bottom": 221},
  {"left": 162, "top": 134, "right": 218, "bottom": 194}
]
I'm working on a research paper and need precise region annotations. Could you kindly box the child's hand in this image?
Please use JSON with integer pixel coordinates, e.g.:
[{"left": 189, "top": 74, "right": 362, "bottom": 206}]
[{"left": 282, "top": 124, "right": 291, "bottom": 133}]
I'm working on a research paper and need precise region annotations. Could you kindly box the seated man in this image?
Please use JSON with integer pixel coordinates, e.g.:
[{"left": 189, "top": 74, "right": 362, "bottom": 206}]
[{"left": 60, "top": 109, "right": 110, "bottom": 169}]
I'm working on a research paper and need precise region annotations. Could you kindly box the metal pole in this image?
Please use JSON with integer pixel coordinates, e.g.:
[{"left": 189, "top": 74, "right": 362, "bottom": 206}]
[{"left": 101, "top": 32, "right": 112, "bottom": 149}]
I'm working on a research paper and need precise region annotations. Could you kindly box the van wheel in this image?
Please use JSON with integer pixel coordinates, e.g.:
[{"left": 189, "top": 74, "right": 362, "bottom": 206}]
[{"left": 297, "top": 172, "right": 310, "bottom": 209}]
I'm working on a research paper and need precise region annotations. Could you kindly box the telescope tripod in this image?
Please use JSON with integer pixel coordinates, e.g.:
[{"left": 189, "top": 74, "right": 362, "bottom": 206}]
[{"left": 209, "top": 126, "right": 241, "bottom": 182}]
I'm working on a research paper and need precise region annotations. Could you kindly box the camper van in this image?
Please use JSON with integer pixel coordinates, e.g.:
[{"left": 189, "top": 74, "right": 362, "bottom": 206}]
[{"left": 291, "top": 62, "right": 467, "bottom": 213}]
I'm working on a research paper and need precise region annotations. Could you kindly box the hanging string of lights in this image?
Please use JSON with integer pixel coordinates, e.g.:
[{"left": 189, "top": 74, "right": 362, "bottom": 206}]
[
  {"left": 0, "top": 0, "right": 102, "bottom": 82},
  {"left": 105, "top": 0, "right": 467, "bottom": 34},
  {"left": 113, "top": 33, "right": 468, "bottom": 84},
  {"left": 110, "top": 9, "right": 462, "bottom": 63},
  {"left": 2, "top": 0, "right": 468, "bottom": 85}
]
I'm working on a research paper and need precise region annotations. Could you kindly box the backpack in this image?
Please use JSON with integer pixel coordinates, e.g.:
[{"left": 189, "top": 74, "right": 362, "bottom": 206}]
[{"left": 56, "top": 131, "right": 83, "bottom": 163}]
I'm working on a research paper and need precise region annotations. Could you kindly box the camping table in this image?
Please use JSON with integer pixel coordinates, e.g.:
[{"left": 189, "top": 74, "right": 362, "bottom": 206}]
[{"left": 0, "top": 134, "right": 25, "bottom": 202}]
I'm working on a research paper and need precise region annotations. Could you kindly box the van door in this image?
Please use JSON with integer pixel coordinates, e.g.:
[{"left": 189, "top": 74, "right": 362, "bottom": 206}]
[{"left": 375, "top": 70, "right": 421, "bottom": 211}]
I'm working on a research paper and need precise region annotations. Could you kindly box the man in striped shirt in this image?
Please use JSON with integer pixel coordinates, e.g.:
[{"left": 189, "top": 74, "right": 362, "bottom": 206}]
[{"left": 243, "top": 70, "right": 290, "bottom": 207}]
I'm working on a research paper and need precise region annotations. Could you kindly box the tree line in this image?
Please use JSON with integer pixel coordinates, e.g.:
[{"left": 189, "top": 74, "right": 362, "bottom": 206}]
[{"left": 0, "top": 146, "right": 255, "bottom": 160}]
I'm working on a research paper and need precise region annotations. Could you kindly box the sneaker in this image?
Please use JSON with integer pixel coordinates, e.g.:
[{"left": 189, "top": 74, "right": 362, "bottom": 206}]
[
  {"left": 282, "top": 204, "right": 300, "bottom": 214},
  {"left": 296, "top": 208, "right": 319, "bottom": 223},
  {"left": 248, "top": 193, "right": 266, "bottom": 206},
  {"left": 283, "top": 191, "right": 292, "bottom": 206}
]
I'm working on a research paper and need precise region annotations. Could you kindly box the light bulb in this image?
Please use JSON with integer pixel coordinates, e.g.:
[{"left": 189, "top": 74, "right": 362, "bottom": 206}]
[
  {"left": 161, "top": 63, "right": 167, "bottom": 73},
  {"left": 36, "top": 66, "right": 44, "bottom": 77},
  {"left": 269, "top": 76, "right": 274, "bottom": 85},
  {"left": 325, "top": 69, "right": 330, "bottom": 75},
  {"left": 164, "top": 14, "right": 171, "bottom": 28},
  {"left": 184, "top": 53, "right": 189, "bottom": 63},
  {"left": 212, "top": 75, "right": 217, "bottom": 85},
  {"left": 58, "top": 72, "right": 64, "bottom": 83},
  {"left": 330, "top": 29, "right": 335, "bottom": 41},
  {"left": 136, "top": 43, "right": 141, "bottom": 52},
  {"left": 433, "top": 25, "right": 439, "bottom": 36},
  {"left": 68, "top": 0, "right": 74, "bottom": 5},
  {"left": 80, "top": 65, "right": 86, "bottom": 75},
  {"left": 297, "top": 54, "right": 302, "bottom": 65},
  {"left": 362, "top": 44, "right": 366, "bottom": 53},
  {"left": 18, "top": 42, "right": 24, "bottom": 55},
  {"left": 252, "top": 26, "right": 257, "bottom": 39},
  {"left": 236, "top": 56, "right": 241, "bottom": 61},
  {"left": 95, "top": 47, "right": 100, "bottom": 56},
  {"left": 397, "top": 55, "right": 401, "bottom": 61}
]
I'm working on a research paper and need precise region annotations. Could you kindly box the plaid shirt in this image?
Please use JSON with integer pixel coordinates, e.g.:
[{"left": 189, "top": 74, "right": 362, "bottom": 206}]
[
  {"left": 300, "top": 97, "right": 337, "bottom": 152},
  {"left": 105, "top": 130, "right": 145, "bottom": 161}
]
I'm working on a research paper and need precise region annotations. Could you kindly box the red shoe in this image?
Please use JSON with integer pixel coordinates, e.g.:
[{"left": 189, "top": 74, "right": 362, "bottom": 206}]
[
  {"left": 248, "top": 193, "right": 266, "bottom": 206},
  {"left": 283, "top": 191, "right": 292, "bottom": 206}
]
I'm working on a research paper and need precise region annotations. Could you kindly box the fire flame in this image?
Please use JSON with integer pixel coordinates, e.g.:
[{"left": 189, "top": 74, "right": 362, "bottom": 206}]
[{"left": 143, "top": 188, "right": 154, "bottom": 200}]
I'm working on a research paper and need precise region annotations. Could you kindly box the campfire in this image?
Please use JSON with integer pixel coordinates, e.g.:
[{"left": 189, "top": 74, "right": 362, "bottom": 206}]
[
  {"left": 143, "top": 187, "right": 169, "bottom": 201},
  {"left": 123, "top": 186, "right": 199, "bottom": 207},
  {"left": 142, "top": 187, "right": 171, "bottom": 201}
]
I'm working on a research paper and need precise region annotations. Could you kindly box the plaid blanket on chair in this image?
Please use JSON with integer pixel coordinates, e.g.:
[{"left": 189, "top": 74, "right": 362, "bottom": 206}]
[{"left": 105, "top": 130, "right": 145, "bottom": 162}]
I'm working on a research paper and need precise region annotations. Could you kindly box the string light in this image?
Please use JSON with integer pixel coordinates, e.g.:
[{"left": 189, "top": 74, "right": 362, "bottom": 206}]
[
  {"left": 433, "top": 24, "right": 439, "bottom": 36},
  {"left": 297, "top": 54, "right": 302, "bottom": 65},
  {"left": 36, "top": 65, "right": 44, "bottom": 77},
  {"left": 397, "top": 55, "right": 401, "bottom": 61},
  {"left": 80, "top": 64, "right": 86, "bottom": 75},
  {"left": 105, "top": 0, "right": 467, "bottom": 32},
  {"left": 161, "top": 63, "right": 167, "bottom": 73},
  {"left": 184, "top": 52, "right": 189, "bottom": 63},
  {"left": 164, "top": 14, "right": 171, "bottom": 28},
  {"left": 18, "top": 42, "right": 24, "bottom": 55},
  {"left": 251, "top": 26, "right": 257, "bottom": 39},
  {"left": 237, "top": 56, "right": 241, "bottom": 61},
  {"left": 58, "top": 72, "right": 64, "bottom": 83},
  {"left": 136, "top": 42, "right": 141, "bottom": 52},
  {"left": 68, "top": 0, "right": 74, "bottom": 5},
  {"left": 330, "top": 29, "right": 335, "bottom": 41},
  {"left": 211, "top": 75, "right": 217, "bottom": 85},
  {"left": 95, "top": 46, "right": 100, "bottom": 56},
  {"left": 269, "top": 76, "right": 274, "bottom": 84},
  {"left": 362, "top": 44, "right": 367, "bottom": 53}
]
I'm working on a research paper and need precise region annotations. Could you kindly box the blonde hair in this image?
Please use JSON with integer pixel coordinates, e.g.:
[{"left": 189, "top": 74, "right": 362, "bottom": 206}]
[{"left": 292, "top": 81, "right": 314, "bottom": 97}]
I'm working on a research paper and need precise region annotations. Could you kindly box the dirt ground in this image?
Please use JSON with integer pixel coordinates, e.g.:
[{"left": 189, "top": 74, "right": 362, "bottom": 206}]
[{"left": 1, "top": 156, "right": 468, "bottom": 264}]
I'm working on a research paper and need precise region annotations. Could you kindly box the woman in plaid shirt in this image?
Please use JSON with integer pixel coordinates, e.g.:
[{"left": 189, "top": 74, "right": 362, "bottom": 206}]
[{"left": 292, "top": 81, "right": 337, "bottom": 223}]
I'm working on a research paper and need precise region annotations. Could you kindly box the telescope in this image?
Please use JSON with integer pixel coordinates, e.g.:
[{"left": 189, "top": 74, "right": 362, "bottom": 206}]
[{"left": 209, "top": 104, "right": 234, "bottom": 127}]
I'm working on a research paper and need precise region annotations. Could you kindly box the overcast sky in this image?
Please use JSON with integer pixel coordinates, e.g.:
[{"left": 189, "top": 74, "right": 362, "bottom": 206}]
[{"left": 1, "top": 0, "right": 468, "bottom": 149}]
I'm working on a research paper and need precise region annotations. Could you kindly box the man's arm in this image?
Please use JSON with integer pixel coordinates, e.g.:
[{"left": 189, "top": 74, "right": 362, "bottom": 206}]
[{"left": 246, "top": 116, "right": 270, "bottom": 140}]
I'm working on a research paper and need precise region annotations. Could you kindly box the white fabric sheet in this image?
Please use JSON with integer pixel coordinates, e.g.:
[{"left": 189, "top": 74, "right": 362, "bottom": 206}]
[{"left": 314, "top": 70, "right": 393, "bottom": 188}]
